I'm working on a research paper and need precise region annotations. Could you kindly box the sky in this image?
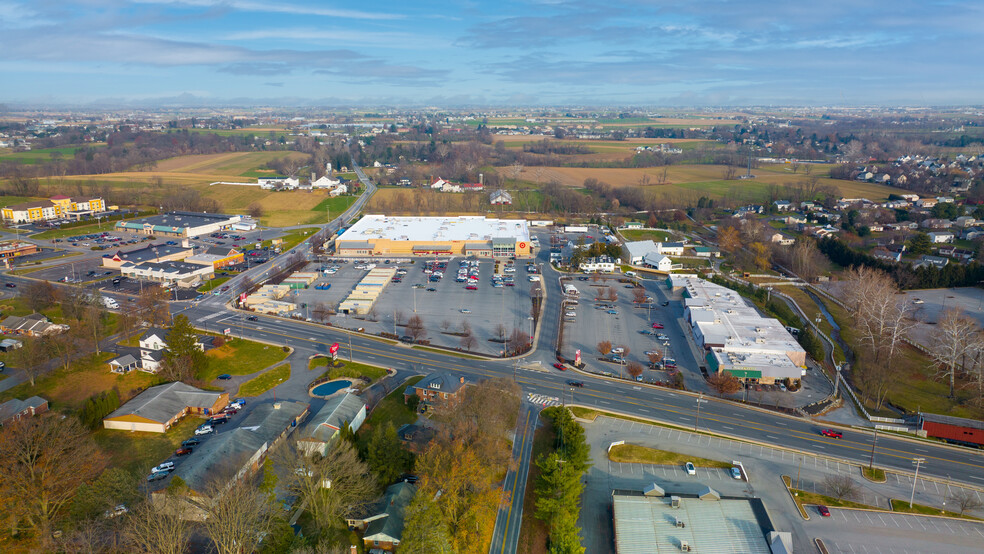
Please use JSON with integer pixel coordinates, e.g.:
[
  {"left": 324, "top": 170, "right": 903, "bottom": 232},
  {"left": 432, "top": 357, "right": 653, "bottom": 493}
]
[{"left": 1, "top": 0, "right": 983, "bottom": 107}]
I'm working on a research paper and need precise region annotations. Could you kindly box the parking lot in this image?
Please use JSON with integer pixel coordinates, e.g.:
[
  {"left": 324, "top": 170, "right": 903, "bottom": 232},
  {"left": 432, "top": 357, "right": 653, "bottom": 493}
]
[
  {"left": 288, "top": 257, "right": 539, "bottom": 356},
  {"left": 146, "top": 399, "right": 245, "bottom": 489},
  {"left": 560, "top": 273, "right": 696, "bottom": 383}
]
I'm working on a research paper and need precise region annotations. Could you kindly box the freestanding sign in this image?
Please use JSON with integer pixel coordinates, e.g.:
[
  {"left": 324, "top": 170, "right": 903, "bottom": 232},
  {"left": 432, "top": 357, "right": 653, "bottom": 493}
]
[
  {"left": 330, "top": 342, "right": 340, "bottom": 362},
  {"left": 575, "top": 349, "right": 582, "bottom": 366}
]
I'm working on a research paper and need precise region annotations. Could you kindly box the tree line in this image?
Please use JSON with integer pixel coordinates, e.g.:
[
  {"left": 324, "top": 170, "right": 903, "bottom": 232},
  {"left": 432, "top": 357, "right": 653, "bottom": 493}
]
[{"left": 533, "top": 407, "right": 590, "bottom": 553}]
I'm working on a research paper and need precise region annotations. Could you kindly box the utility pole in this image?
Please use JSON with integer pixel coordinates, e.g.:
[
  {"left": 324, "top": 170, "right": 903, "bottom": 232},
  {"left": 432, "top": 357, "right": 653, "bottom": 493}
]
[
  {"left": 909, "top": 458, "right": 926, "bottom": 508},
  {"left": 796, "top": 456, "right": 803, "bottom": 490},
  {"left": 868, "top": 427, "right": 879, "bottom": 469}
]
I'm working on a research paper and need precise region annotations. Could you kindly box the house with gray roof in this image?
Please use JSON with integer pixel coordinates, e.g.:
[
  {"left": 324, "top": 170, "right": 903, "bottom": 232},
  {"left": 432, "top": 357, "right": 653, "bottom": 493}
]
[
  {"left": 623, "top": 240, "right": 657, "bottom": 264},
  {"left": 404, "top": 372, "right": 470, "bottom": 410},
  {"left": 298, "top": 393, "right": 367, "bottom": 456},
  {"left": 0, "top": 313, "right": 68, "bottom": 337},
  {"left": 0, "top": 396, "right": 49, "bottom": 426},
  {"left": 349, "top": 481, "right": 416, "bottom": 552},
  {"left": 102, "top": 382, "right": 228, "bottom": 433}
]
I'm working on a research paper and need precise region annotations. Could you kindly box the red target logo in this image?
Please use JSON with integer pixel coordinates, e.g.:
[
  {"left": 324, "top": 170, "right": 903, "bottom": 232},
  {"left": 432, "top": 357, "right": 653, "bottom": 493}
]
[{"left": 519, "top": 242, "right": 527, "bottom": 249}]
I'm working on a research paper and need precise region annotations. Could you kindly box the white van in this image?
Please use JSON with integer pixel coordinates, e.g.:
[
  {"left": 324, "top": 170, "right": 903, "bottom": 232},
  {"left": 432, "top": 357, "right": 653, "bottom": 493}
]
[
  {"left": 101, "top": 296, "right": 119, "bottom": 309},
  {"left": 625, "top": 271, "right": 637, "bottom": 277}
]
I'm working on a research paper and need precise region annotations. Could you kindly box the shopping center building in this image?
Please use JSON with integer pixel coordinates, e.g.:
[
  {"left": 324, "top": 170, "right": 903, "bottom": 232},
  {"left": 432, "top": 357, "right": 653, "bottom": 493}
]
[{"left": 334, "top": 215, "right": 533, "bottom": 258}]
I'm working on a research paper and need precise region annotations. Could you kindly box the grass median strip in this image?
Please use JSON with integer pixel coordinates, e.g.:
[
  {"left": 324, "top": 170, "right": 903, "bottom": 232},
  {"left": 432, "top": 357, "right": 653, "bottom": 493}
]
[
  {"left": 609, "top": 443, "right": 731, "bottom": 468},
  {"left": 410, "top": 344, "right": 487, "bottom": 360},
  {"left": 237, "top": 362, "right": 291, "bottom": 396},
  {"left": 202, "top": 338, "right": 289, "bottom": 381}
]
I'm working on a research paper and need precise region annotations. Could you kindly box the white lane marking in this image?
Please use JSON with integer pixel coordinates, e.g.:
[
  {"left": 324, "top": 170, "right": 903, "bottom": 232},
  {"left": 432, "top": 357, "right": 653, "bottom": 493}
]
[{"left": 776, "top": 422, "right": 787, "bottom": 426}]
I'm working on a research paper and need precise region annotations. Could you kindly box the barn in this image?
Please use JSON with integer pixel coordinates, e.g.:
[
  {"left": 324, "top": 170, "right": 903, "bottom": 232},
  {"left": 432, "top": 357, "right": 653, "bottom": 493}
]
[{"left": 918, "top": 413, "right": 984, "bottom": 447}]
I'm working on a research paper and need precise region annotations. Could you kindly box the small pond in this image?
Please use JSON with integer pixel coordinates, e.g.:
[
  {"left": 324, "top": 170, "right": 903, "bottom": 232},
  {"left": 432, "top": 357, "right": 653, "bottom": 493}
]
[{"left": 311, "top": 379, "right": 353, "bottom": 397}]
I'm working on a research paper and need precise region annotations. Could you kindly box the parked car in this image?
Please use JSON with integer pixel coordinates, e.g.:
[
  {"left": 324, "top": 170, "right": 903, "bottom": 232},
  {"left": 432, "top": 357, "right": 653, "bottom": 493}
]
[
  {"left": 217, "top": 374, "right": 232, "bottom": 380},
  {"left": 459, "top": 308, "right": 471, "bottom": 313},
  {"left": 181, "top": 438, "right": 200, "bottom": 447},
  {"left": 147, "top": 472, "right": 168, "bottom": 482},
  {"left": 731, "top": 467, "right": 742, "bottom": 480},
  {"left": 818, "top": 505, "right": 831, "bottom": 517},
  {"left": 175, "top": 447, "right": 193, "bottom": 456},
  {"left": 151, "top": 462, "right": 175, "bottom": 474},
  {"left": 606, "top": 309, "right": 618, "bottom": 315},
  {"left": 195, "top": 425, "right": 213, "bottom": 435},
  {"left": 685, "top": 462, "right": 696, "bottom": 475},
  {"left": 820, "top": 429, "right": 843, "bottom": 439},
  {"left": 103, "top": 504, "right": 128, "bottom": 518},
  {"left": 5, "top": 283, "right": 15, "bottom": 288},
  {"left": 652, "top": 322, "right": 664, "bottom": 329},
  {"left": 209, "top": 415, "right": 228, "bottom": 425}
]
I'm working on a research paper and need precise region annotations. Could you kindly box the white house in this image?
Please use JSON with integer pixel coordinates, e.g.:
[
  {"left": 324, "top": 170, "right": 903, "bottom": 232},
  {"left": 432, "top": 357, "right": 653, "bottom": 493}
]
[
  {"left": 655, "top": 242, "right": 685, "bottom": 256},
  {"left": 328, "top": 184, "right": 348, "bottom": 197},
  {"left": 137, "top": 328, "right": 205, "bottom": 373},
  {"left": 312, "top": 175, "right": 340, "bottom": 189},
  {"left": 927, "top": 232, "right": 955, "bottom": 244},
  {"left": 624, "top": 240, "right": 657, "bottom": 264},
  {"left": 770, "top": 233, "right": 795, "bottom": 246},
  {"left": 258, "top": 177, "right": 300, "bottom": 190},
  {"left": 773, "top": 200, "right": 793, "bottom": 212},
  {"left": 643, "top": 252, "right": 674, "bottom": 272},
  {"left": 579, "top": 256, "right": 617, "bottom": 273}
]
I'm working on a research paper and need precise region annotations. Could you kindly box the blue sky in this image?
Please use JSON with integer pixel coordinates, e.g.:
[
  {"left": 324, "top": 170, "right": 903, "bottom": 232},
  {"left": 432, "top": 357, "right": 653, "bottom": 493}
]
[{"left": 1, "top": 0, "right": 982, "bottom": 106}]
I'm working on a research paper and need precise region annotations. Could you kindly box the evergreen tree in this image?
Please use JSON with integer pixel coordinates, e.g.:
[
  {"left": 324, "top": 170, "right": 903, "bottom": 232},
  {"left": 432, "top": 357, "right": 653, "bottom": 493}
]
[
  {"left": 399, "top": 495, "right": 453, "bottom": 554},
  {"left": 366, "top": 421, "right": 413, "bottom": 485}
]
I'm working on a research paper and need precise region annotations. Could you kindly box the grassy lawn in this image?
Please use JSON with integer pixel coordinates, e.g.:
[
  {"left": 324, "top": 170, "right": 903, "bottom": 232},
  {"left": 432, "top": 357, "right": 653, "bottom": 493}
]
[
  {"left": 310, "top": 196, "right": 357, "bottom": 223},
  {"left": 619, "top": 229, "right": 674, "bottom": 242},
  {"left": 197, "top": 276, "right": 230, "bottom": 293},
  {"left": 309, "top": 356, "right": 330, "bottom": 370},
  {"left": 360, "top": 375, "right": 422, "bottom": 439},
  {"left": 314, "top": 359, "right": 388, "bottom": 381},
  {"left": 0, "top": 352, "right": 161, "bottom": 411},
  {"left": 263, "top": 227, "right": 320, "bottom": 251},
  {"left": 92, "top": 416, "right": 202, "bottom": 475},
  {"left": 31, "top": 219, "right": 124, "bottom": 239},
  {"left": 790, "top": 487, "right": 875, "bottom": 510},
  {"left": 862, "top": 467, "right": 886, "bottom": 482},
  {"left": 0, "top": 195, "right": 41, "bottom": 207},
  {"left": 608, "top": 443, "right": 732, "bottom": 468},
  {"left": 237, "top": 362, "right": 291, "bottom": 397},
  {"left": 200, "top": 338, "right": 289, "bottom": 381},
  {"left": 0, "top": 145, "right": 104, "bottom": 164}
]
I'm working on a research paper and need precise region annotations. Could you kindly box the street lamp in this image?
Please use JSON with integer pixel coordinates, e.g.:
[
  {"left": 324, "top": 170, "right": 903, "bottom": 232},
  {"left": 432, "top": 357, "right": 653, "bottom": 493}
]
[
  {"left": 694, "top": 392, "right": 705, "bottom": 432},
  {"left": 527, "top": 316, "right": 534, "bottom": 349},
  {"left": 909, "top": 458, "right": 926, "bottom": 508}
]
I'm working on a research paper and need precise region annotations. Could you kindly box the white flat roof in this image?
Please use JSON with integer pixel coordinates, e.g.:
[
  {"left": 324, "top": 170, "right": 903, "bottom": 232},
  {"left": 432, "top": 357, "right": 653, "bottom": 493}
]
[{"left": 343, "top": 215, "right": 530, "bottom": 243}]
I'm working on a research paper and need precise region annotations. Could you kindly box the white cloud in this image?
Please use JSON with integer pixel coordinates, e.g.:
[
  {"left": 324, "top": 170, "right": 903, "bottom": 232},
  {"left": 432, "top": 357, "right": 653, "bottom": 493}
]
[{"left": 130, "top": 0, "right": 404, "bottom": 20}]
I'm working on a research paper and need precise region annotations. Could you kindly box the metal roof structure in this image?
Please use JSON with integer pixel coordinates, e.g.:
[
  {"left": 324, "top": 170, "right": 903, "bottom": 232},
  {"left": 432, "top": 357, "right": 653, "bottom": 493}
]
[
  {"left": 341, "top": 215, "right": 530, "bottom": 243},
  {"left": 103, "top": 382, "right": 223, "bottom": 424},
  {"left": 612, "top": 492, "right": 772, "bottom": 554}
]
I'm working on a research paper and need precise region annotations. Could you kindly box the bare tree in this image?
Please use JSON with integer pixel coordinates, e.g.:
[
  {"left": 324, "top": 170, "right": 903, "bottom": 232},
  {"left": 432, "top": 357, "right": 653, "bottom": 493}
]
[
  {"left": 8, "top": 337, "right": 48, "bottom": 386},
  {"left": 440, "top": 319, "right": 451, "bottom": 332},
  {"left": 949, "top": 488, "right": 984, "bottom": 515},
  {"left": 395, "top": 309, "right": 407, "bottom": 326},
  {"left": 247, "top": 202, "right": 264, "bottom": 219},
  {"left": 707, "top": 372, "right": 742, "bottom": 395},
  {"left": 312, "top": 302, "right": 333, "bottom": 324},
  {"left": 823, "top": 474, "right": 858, "bottom": 500},
  {"left": 137, "top": 286, "right": 171, "bottom": 327},
  {"left": 459, "top": 333, "right": 477, "bottom": 351},
  {"left": 197, "top": 478, "right": 279, "bottom": 554},
  {"left": 930, "top": 308, "right": 977, "bottom": 398},
  {"left": 23, "top": 280, "right": 59, "bottom": 313},
  {"left": 275, "top": 440, "right": 377, "bottom": 532},
  {"left": 123, "top": 496, "right": 191, "bottom": 554},
  {"left": 507, "top": 327, "right": 528, "bottom": 355},
  {"left": 633, "top": 287, "right": 647, "bottom": 304},
  {"left": 597, "top": 341, "right": 612, "bottom": 356},
  {"left": 407, "top": 315, "right": 427, "bottom": 342},
  {"left": 647, "top": 351, "right": 663, "bottom": 367},
  {"left": 606, "top": 287, "right": 618, "bottom": 303},
  {"left": 0, "top": 416, "right": 105, "bottom": 535},
  {"left": 493, "top": 323, "right": 507, "bottom": 342},
  {"left": 626, "top": 362, "right": 644, "bottom": 379}
]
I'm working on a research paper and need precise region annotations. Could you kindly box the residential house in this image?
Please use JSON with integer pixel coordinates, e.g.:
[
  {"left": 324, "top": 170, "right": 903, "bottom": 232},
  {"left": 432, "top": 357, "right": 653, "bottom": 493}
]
[
  {"left": 920, "top": 219, "right": 952, "bottom": 230},
  {"left": 784, "top": 214, "right": 807, "bottom": 225},
  {"left": 312, "top": 175, "right": 341, "bottom": 189},
  {"left": 962, "top": 229, "right": 984, "bottom": 241},
  {"left": 916, "top": 198, "right": 938, "bottom": 208},
  {"left": 135, "top": 327, "right": 206, "bottom": 373},
  {"left": 773, "top": 200, "right": 793, "bottom": 212},
  {"left": 297, "top": 393, "right": 367, "bottom": 456},
  {"left": 404, "top": 372, "right": 470, "bottom": 410},
  {"left": 954, "top": 216, "right": 977, "bottom": 228},
  {"left": 348, "top": 482, "right": 416, "bottom": 552},
  {"left": 102, "top": 382, "right": 228, "bottom": 433},
  {"left": 693, "top": 246, "right": 720, "bottom": 258},
  {"left": 937, "top": 196, "right": 955, "bottom": 203},
  {"left": 489, "top": 189, "right": 512, "bottom": 205},
  {"left": 258, "top": 177, "right": 300, "bottom": 190},
  {"left": 108, "top": 354, "right": 140, "bottom": 374},
  {"left": 0, "top": 396, "right": 49, "bottom": 426},
  {"left": 800, "top": 201, "right": 819, "bottom": 211},
  {"left": 0, "top": 313, "right": 68, "bottom": 336},
  {"left": 927, "top": 232, "right": 955, "bottom": 244},
  {"left": 769, "top": 233, "right": 795, "bottom": 246},
  {"left": 871, "top": 248, "right": 902, "bottom": 263},
  {"left": 915, "top": 255, "right": 949, "bottom": 269},
  {"left": 328, "top": 183, "right": 348, "bottom": 197}
]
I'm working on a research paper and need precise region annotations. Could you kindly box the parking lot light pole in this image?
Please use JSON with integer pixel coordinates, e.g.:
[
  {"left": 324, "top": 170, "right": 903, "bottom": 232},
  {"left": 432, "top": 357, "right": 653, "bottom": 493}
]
[
  {"left": 909, "top": 457, "right": 925, "bottom": 508},
  {"left": 868, "top": 427, "right": 879, "bottom": 469},
  {"left": 694, "top": 392, "right": 705, "bottom": 432}
]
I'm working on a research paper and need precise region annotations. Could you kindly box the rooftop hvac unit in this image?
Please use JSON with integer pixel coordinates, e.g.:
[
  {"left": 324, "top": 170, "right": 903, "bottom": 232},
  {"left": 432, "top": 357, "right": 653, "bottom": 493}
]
[
  {"left": 670, "top": 495, "right": 681, "bottom": 508},
  {"left": 675, "top": 518, "right": 685, "bottom": 528},
  {"left": 680, "top": 540, "right": 691, "bottom": 552}
]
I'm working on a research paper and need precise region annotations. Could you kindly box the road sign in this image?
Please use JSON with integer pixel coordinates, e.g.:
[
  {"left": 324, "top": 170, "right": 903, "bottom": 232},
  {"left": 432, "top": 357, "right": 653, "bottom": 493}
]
[{"left": 330, "top": 342, "right": 339, "bottom": 361}]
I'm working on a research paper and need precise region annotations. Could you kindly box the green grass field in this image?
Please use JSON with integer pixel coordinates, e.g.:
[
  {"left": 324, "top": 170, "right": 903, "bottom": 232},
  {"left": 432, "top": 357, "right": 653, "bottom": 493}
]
[
  {"left": 200, "top": 338, "right": 290, "bottom": 381},
  {"left": 608, "top": 444, "right": 732, "bottom": 468},
  {"left": 0, "top": 144, "right": 105, "bottom": 164},
  {"left": 619, "top": 229, "right": 674, "bottom": 242},
  {"left": 93, "top": 416, "right": 202, "bottom": 475},
  {"left": 361, "top": 375, "right": 422, "bottom": 436},
  {"left": 316, "top": 360, "right": 388, "bottom": 381},
  {"left": 0, "top": 195, "right": 41, "bottom": 207},
  {"left": 237, "top": 362, "right": 291, "bottom": 396}
]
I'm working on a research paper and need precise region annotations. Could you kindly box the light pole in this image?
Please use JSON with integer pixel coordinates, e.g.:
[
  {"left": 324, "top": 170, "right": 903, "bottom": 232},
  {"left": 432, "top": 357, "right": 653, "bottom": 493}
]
[
  {"left": 868, "top": 427, "right": 879, "bottom": 470},
  {"left": 909, "top": 458, "right": 926, "bottom": 508},
  {"left": 694, "top": 392, "right": 705, "bottom": 432},
  {"left": 527, "top": 316, "right": 534, "bottom": 350}
]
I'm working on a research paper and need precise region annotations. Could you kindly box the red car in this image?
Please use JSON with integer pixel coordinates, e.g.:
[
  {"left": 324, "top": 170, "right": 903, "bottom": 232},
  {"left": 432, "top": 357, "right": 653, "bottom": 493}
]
[
  {"left": 817, "top": 505, "right": 830, "bottom": 517},
  {"left": 652, "top": 323, "right": 664, "bottom": 329},
  {"left": 175, "top": 447, "right": 193, "bottom": 456},
  {"left": 820, "top": 429, "right": 843, "bottom": 439},
  {"left": 553, "top": 363, "right": 566, "bottom": 371}
]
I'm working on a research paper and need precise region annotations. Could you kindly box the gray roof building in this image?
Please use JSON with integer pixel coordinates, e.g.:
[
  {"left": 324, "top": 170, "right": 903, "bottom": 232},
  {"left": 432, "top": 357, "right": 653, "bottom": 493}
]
[
  {"left": 166, "top": 401, "right": 309, "bottom": 495},
  {"left": 0, "top": 396, "right": 49, "bottom": 425},
  {"left": 102, "top": 382, "right": 228, "bottom": 433},
  {"left": 107, "top": 243, "right": 193, "bottom": 265},
  {"left": 362, "top": 481, "right": 416, "bottom": 549},
  {"left": 298, "top": 393, "right": 367, "bottom": 456}
]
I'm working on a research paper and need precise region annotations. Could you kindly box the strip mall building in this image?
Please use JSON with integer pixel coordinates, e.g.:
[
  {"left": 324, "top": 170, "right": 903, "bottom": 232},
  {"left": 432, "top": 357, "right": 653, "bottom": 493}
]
[{"left": 335, "top": 215, "right": 534, "bottom": 259}]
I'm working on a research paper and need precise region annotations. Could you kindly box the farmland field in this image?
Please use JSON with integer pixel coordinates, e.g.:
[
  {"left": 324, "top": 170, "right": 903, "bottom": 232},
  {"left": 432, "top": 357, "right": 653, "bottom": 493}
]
[
  {"left": 0, "top": 195, "right": 41, "bottom": 207},
  {"left": 515, "top": 164, "right": 900, "bottom": 202},
  {"left": 0, "top": 143, "right": 107, "bottom": 164}
]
